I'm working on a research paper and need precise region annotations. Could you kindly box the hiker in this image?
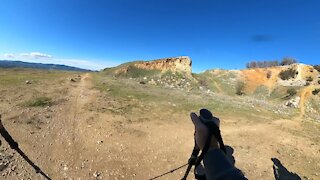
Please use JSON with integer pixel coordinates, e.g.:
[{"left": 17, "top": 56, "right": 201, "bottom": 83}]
[{"left": 190, "top": 112, "right": 247, "bottom": 180}]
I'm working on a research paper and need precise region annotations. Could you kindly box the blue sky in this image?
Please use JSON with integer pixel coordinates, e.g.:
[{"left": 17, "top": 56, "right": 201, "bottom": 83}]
[{"left": 0, "top": 0, "right": 319, "bottom": 72}]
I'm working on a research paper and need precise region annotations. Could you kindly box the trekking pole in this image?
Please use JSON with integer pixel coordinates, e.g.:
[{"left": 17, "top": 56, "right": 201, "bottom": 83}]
[
  {"left": 182, "top": 109, "right": 227, "bottom": 180},
  {"left": 181, "top": 146, "right": 199, "bottom": 180},
  {"left": 0, "top": 115, "right": 51, "bottom": 180},
  {"left": 149, "top": 163, "right": 188, "bottom": 180}
]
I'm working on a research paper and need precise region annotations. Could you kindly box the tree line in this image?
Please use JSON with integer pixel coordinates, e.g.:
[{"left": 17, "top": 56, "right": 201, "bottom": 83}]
[{"left": 246, "top": 57, "right": 297, "bottom": 69}]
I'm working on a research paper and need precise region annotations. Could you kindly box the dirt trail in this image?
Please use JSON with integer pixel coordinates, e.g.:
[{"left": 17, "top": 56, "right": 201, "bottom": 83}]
[
  {"left": 44, "top": 73, "right": 102, "bottom": 179},
  {"left": 298, "top": 85, "right": 319, "bottom": 118}
]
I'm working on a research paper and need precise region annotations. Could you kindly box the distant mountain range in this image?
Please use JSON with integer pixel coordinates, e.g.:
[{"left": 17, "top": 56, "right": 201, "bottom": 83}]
[{"left": 0, "top": 60, "right": 91, "bottom": 71}]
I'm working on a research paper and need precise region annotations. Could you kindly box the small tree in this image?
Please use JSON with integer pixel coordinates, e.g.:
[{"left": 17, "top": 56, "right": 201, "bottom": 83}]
[
  {"left": 280, "top": 57, "right": 297, "bottom": 66},
  {"left": 246, "top": 60, "right": 279, "bottom": 69}
]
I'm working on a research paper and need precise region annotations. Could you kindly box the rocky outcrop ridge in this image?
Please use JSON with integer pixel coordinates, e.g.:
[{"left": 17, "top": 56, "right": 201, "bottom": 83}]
[
  {"left": 134, "top": 56, "right": 192, "bottom": 73},
  {"left": 114, "top": 56, "right": 192, "bottom": 75}
]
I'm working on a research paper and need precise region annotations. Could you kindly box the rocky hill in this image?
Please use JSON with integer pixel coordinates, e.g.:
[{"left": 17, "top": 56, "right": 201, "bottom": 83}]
[
  {"left": 101, "top": 58, "right": 320, "bottom": 120},
  {"left": 103, "top": 56, "right": 191, "bottom": 76},
  {"left": 102, "top": 56, "right": 194, "bottom": 90}
]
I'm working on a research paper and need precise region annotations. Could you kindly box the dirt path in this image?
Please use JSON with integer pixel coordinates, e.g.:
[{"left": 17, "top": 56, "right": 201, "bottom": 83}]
[
  {"left": 43, "top": 73, "right": 102, "bottom": 179},
  {"left": 298, "top": 85, "right": 319, "bottom": 119}
]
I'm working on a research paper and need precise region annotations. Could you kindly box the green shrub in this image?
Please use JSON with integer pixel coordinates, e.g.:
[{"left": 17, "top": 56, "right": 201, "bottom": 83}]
[
  {"left": 312, "top": 89, "right": 320, "bottom": 95},
  {"left": 318, "top": 80, "right": 320, "bottom": 84},
  {"left": 287, "top": 88, "right": 297, "bottom": 97},
  {"left": 279, "top": 68, "right": 298, "bottom": 80},
  {"left": 24, "top": 97, "right": 53, "bottom": 107},
  {"left": 306, "top": 76, "right": 313, "bottom": 82},
  {"left": 235, "top": 81, "right": 245, "bottom": 95},
  {"left": 129, "top": 66, "right": 160, "bottom": 78}
]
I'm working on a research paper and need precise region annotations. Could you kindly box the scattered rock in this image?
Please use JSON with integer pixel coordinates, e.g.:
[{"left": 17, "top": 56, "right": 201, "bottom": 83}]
[
  {"left": 148, "top": 79, "right": 157, "bottom": 85},
  {"left": 285, "top": 96, "right": 300, "bottom": 108},
  {"left": 25, "top": 80, "right": 31, "bottom": 84},
  {"left": 93, "top": 171, "right": 102, "bottom": 179}
]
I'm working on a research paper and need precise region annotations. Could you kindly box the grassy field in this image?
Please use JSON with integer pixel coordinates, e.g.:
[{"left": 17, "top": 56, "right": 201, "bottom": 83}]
[{"left": 92, "top": 72, "right": 298, "bottom": 123}]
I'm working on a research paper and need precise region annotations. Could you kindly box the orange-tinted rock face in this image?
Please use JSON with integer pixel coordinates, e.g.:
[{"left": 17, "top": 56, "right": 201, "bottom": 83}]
[{"left": 133, "top": 56, "right": 192, "bottom": 74}]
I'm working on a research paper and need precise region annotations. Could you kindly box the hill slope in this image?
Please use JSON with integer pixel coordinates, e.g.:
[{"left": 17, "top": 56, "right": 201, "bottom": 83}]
[
  {"left": 0, "top": 60, "right": 91, "bottom": 71},
  {"left": 101, "top": 58, "right": 320, "bottom": 120},
  {"left": 0, "top": 66, "right": 319, "bottom": 179}
]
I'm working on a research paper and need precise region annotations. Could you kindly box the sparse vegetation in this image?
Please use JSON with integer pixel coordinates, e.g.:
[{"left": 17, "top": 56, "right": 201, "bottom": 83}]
[
  {"left": 313, "top": 65, "right": 320, "bottom": 72},
  {"left": 287, "top": 88, "right": 297, "bottom": 97},
  {"left": 246, "top": 57, "right": 298, "bottom": 69},
  {"left": 246, "top": 60, "right": 279, "bottom": 68},
  {"left": 266, "top": 71, "right": 272, "bottom": 79},
  {"left": 24, "top": 97, "right": 53, "bottom": 107},
  {"left": 312, "top": 88, "right": 320, "bottom": 95},
  {"left": 318, "top": 80, "right": 320, "bottom": 84},
  {"left": 1, "top": 67, "right": 319, "bottom": 180},
  {"left": 125, "top": 66, "right": 161, "bottom": 78},
  {"left": 280, "top": 57, "right": 297, "bottom": 66},
  {"left": 161, "top": 70, "right": 184, "bottom": 80},
  {"left": 198, "top": 78, "right": 208, "bottom": 87},
  {"left": 235, "top": 80, "right": 245, "bottom": 95},
  {"left": 279, "top": 68, "right": 298, "bottom": 80},
  {"left": 306, "top": 76, "right": 313, "bottom": 82}
]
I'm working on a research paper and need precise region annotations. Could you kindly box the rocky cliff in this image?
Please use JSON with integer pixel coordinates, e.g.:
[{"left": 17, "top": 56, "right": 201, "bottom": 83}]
[
  {"left": 134, "top": 56, "right": 192, "bottom": 73},
  {"left": 113, "top": 56, "right": 192, "bottom": 75}
]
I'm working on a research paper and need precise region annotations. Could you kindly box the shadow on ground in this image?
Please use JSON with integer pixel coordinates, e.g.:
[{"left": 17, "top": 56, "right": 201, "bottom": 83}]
[{"left": 271, "top": 158, "right": 301, "bottom": 180}]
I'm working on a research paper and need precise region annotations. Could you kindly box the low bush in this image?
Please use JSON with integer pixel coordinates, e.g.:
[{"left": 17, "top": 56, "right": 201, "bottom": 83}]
[
  {"left": 306, "top": 76, "right": 313, "bottom": 82},
  {"left": 287, "top": 88, "right": 297, "bottom": 97},
  {"left": 235, "top": 81, "right": 245, "bottom": 95},
  {"left": 266, "top": 71, "right": 272, "bottom": 79},
  {"left": 24, "top": 97, "right": 53, "bottom": 107},
  {"left": 312, "top": 88, "right": 320, "bottom": 95},
  {"left": 279, "top": 68, "right": 298, "bottom": 80}
]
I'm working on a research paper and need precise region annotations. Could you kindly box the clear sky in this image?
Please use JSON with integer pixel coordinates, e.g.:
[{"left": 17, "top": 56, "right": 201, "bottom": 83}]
[{"left": 0, "top": 0, "right": 319, "bottom": 72}]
